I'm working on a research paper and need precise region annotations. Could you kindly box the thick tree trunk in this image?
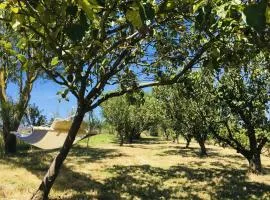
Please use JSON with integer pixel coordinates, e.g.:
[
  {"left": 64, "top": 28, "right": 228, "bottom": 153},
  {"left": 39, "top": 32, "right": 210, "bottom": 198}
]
[
  {"left": 247, "top": 128, "right": 262, "bottom": 173},
  {"left": 133, "top": 132, "right": 141, "bottom": 140},
  {"left": 2, "top": 119, "right": 18, "bottom": 154},
  {"left": 248, "top": 151, "right": 262, "bottom": 174},
  {"left": 4, "top": 133, "right": 17, "bottom": 154},
  {"left": 128, "top": 133, "right": 133, "bottom": 144},
  {"left": 198, "top": 139, "right": 207, "bottom": 156},
  {"left": 31, "top": 107, "right": 85, "bottom": 200}
]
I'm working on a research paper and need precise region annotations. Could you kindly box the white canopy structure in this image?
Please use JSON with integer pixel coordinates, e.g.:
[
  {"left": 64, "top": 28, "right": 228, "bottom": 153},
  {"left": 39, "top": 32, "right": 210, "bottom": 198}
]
[{"left": 11, "top": 118, "right": 93, "bottom": 150}]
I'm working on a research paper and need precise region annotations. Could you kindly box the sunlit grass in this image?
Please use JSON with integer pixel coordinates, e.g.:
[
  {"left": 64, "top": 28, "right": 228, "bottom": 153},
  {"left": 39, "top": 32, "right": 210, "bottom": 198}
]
[
  {"left": 0, "top": 133, "right": 269, "bottom": 199},
  {"left": 78, "top": 132, "right": 118, "bottom": 147}
]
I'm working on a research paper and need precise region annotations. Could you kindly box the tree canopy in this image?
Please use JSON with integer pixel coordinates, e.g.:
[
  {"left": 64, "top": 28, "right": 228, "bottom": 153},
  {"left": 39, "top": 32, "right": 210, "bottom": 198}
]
[{"left": 0, "top": 0, "right": 269, "bottom": 198}]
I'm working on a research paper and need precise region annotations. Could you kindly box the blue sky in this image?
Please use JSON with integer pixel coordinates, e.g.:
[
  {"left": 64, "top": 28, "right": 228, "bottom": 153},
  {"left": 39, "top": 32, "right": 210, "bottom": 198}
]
[
  {"left": 7, "top": 78, "right": 102, "bottom": 120},
  {"left": 6, "top": 43, "right": 155, "bottom": 121},
  {"left": 7, "top": 74, "right": 152, "bottom": 122}
]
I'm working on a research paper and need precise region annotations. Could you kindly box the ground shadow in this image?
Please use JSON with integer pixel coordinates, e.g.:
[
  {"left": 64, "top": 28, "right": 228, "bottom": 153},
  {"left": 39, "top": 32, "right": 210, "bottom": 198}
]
[
  {"left": 1, "top": 142, "right": 269, "bottom": 199},
  {"left": 158, "top": 145, "right": 221, "bottom": 158},
  {"left": 132, "top": 136, "right": 162, "bottom": 144},
  {"left": 0, "top": 144, "right": 120, "bottom": 198},
  {"left": 97, "top": 164, "right": 270, "bottom": 200},
  {"left": 69, "top": 146, "right": 125, "bottom": 163}
]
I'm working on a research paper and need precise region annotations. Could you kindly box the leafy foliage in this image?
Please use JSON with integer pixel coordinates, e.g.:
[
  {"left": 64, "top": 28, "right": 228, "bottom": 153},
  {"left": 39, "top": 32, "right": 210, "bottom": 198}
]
[
  {"left": 23, "top": 103, "right": 47, "bottom": 126},
  {"left": 102, "top": 92, "right": 146, "bottom": 145}
]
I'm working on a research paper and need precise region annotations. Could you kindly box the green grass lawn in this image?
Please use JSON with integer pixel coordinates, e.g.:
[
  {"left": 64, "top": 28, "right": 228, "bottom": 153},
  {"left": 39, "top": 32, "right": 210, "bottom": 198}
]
[{"left": 0, "top": 133, "right": 269, "bottom": 199}]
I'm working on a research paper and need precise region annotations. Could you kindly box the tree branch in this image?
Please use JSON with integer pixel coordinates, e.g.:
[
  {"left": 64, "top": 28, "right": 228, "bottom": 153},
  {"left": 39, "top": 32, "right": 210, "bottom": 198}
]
[{"left": 87, "top": 38, "right": 216, "bottom": 111}]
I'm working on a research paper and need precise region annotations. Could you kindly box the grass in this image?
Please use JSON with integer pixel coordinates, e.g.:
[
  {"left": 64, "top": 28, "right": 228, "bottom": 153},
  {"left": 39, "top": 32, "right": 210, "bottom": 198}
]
[{"left": 0, "top": 133, "right": 269, "bottom": 199}]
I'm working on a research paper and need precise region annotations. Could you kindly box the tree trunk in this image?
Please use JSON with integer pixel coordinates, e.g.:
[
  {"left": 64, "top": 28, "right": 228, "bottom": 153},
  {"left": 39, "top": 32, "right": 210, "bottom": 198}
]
[
  {"left": 120, "top": 136, "right": 124, "bottom": 146},
  {"left": 128, "top": 133, "right": 133, "bottom": 144},
  {"left": 4, "top": 131, "right": 17, "bottom": 154},
  {"left": 164, "top": 130, "right": 169, "bottom": 140},
  {"left": 133, "top": 132, "right": 140, "bottom": 140},
  {"left": 198, "top": 139, "right": 207, "bottom": 156},
  {"left": 2, "top": 118, "right": 18, "bottom": 154},
  {"left": 248, "top": 151, "right": 262, "bottom": 174},
  {"left": 31, "top": 107, "right": 85, "bottom": 200},
  {"left": 185, "top": 137, "right": 191, "bottom": 148},
  {"left": 176, "top": 135, "right": 179, "bottom": 144},
  {"left": 247, "top": 128, "right": 262, "bottom": 173}
]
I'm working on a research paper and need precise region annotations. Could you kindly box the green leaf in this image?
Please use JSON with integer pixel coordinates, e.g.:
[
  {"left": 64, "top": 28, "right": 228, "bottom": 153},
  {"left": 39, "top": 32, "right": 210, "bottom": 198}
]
[
  {"left": 266, "top": 4, "right": 270, "bottom": 24},
  {"left": 193, "top": 0, "right": 206, "bottom": 13},
  {"left": 17, "top": 38, "right": 27, "bottom": 49},
  {"left": 11, "top": 7, "right": 19, "bottom": 13},
  {"left": 244, "top": 0, "right": 267, "bottom": 32},
  {"left": 66, "top": 5, "right": 78, "bottom": 17},
  {"left": 0, "top": 3, "right": 7, "bottom": 9},
  {"left": 64, "top": 24, "right": 86, "bottom": 42},
  {"left": 126, "top": 3, "right": 143, "bottom": 29},
  {"left": 17, "top": 54, "right": 27, "bottom": 63},
  {"left": 64, "top": 10, "right": 88, "bottom": 42},
  {"left": 51, "top": 57, "right": 59, "bottom": 66},
  {"left": 76, "top": 0, "right": 100, "bottom": 27},
  {"left": 140, "top": 3, "right": 155, "bottom": 21},
  {"left": 12, "top": 20, "right": 21, "bottom": 30},
  {"left": 22, "top": 61, "right": 29, "bottom": 70}
]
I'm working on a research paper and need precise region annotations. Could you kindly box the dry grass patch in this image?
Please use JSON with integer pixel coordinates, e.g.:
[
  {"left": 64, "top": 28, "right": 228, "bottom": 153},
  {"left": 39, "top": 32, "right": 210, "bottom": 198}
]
[{"left": 0, "top": 134, "right": 269, "bottom": 199}]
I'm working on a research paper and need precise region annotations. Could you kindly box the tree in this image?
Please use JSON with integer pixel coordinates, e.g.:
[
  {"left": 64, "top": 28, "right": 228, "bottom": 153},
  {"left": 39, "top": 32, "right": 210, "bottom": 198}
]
[
  {"left": 212, "top": 64, "right": 270, "bottom": 173},
  {"left": 23, "top": 103, "right": 47, "bottom": 126},
  {"left": 0, "top": 22, "right": 39, "bottom": 154},
  {"left": 141, "top": 94, "right": 171, "bottom": 138},
  {"left": 1, "top": 0, "right": 229, "bottom": 198},
  {"left": 154, "top": 70, "right": 215, "bottom": 156},
  {"left": 102, "top": 92, "right": 145, "bottom": 145}
]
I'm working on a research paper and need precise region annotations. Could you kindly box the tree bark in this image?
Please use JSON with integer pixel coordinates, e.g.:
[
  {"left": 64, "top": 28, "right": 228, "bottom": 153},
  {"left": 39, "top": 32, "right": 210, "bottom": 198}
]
[
  {"left": 120, "top": 136, "right": 124, "bottom": 146},
  {"left": 128, "top": 133, "right": 133, "bottom": 144},
  {"left": 31, "top": 107, "right": 85, "bottom": 200},
  {"left": 2, "top": 117, "right": 19, "bottom": 154},
  {"left": 185, "top": 136, "right": 191, "bottom": 148},
  {"left": 175, "top": 135, "right": 179, "bottom": 144},
  {"left": 247, "top": 150, "right": 262, "bottom": 174},
  {"left": 4, "top": 131, "right": 17, "bottom": 154},
  {"left": 247, "top": 128, "right": 262, "bottom": 173},
  {"left": 198, "top": 139, "right": 207, "bottom": 156}
]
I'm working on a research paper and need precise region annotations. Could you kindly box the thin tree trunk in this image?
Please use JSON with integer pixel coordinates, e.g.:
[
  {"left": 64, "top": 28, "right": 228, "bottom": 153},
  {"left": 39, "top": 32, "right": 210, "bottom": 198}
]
[
  {"left": 185, "top": 137, "right": 191, "bottom": 148},
  {"left": 164, "top": 130, "right": 169, "bottom": 140},
  {"left": 176, "top": 135, "right": 179, "bottom": 144},
  {"left": 31, "top": 107, "right": 85, "bottom": 200},
  {"left": 120, "top": 135, "right": 124, "bottom": 146}
]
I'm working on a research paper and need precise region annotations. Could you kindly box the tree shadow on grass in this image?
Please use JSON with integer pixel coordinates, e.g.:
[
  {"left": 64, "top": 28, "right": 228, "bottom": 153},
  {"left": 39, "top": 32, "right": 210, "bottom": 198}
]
[
  {"left": 68, "top": 146, "right": 125, "bottom": 163},
  {"left": 0, "top": 144, "right": 121, "bottom": 199},
  {"left": 98, "top": 164, "right": 270, "bottom": 200},
  {"left": 1, "top": 142, "right": 269, "bottom": 199},
  {"left": 132, "top": 136, "right": 162, "bottom": 144},
  {"left": 158, "top": 146, "right": 221, "bottom": 158}
]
